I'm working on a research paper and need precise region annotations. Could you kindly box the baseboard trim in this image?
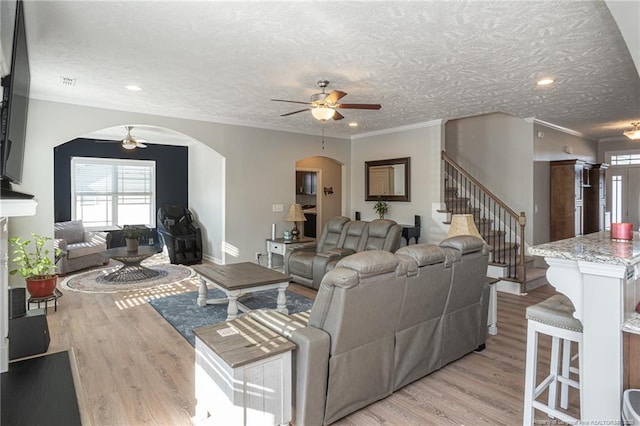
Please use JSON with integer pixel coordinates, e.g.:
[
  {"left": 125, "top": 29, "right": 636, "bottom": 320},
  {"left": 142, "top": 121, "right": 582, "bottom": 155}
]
[{"left": 496, "top": 279, "right": 526, "bottom": 296}]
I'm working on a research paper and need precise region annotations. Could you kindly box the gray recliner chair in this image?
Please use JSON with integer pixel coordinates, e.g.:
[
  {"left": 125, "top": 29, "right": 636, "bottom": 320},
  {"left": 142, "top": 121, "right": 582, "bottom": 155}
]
[
  {"left": 285, "top": 216, "right": 350, "bottom": 288},
  {"left": 54, "top": 220, "right": 109, "bottom": 275},
  {"left": 286, "top": 218, "right": 404, "bottom": 289}
]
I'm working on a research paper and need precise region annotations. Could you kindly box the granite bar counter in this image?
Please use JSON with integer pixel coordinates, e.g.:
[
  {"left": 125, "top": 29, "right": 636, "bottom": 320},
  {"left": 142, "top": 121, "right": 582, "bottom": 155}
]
[{"left": 529, "top": 231, "right": 640, "bottom": 422}]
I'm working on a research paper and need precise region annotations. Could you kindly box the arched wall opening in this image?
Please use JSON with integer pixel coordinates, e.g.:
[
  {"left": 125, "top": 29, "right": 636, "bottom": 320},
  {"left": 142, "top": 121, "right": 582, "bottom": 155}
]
[{"left": 295, "top": 156, "right": 344, "bottom": 237}]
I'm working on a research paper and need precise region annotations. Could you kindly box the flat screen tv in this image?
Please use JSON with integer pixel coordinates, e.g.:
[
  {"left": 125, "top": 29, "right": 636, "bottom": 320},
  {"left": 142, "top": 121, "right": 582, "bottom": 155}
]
[{"left": 1, "top": 0, "right": 30, "bottom": 196}]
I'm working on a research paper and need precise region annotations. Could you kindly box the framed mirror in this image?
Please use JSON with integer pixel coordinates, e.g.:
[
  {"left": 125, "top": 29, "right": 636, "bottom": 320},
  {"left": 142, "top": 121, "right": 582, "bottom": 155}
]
[{"left": 365, "top": 157, "right": 411, "bottom": 202}]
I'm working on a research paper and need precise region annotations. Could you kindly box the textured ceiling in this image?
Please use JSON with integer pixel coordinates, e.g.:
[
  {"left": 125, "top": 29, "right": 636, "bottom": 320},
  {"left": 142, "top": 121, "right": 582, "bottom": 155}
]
[{"left": 7, "top": 1, "right": 640, "bottom": 141}]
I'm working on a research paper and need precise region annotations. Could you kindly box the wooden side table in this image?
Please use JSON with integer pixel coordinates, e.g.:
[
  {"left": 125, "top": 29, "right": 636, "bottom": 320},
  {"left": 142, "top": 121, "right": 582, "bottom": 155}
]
[
  {"left": 193, "top": 316, "right": 295, "bottom": 425},
  {"left": 266, "top": 237, "right": 315, "bottom": 269}
]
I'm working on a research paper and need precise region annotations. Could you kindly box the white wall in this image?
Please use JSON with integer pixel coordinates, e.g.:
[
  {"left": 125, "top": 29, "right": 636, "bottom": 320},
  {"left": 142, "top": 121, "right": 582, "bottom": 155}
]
[
  {"left": 598, "top": 139, "right": 640, "bottom": 162},
  {"left": 8, "top": 99, "right": 350, "bottom": 283},
  {"left": 445, "top": 113, "right": 535, "bottom": 243},
  {"left": 351, "top": 121, "right": 445, "bottom": 244},
  {"left": 189, "top": 141, "right": 225, "bottom": 262}
]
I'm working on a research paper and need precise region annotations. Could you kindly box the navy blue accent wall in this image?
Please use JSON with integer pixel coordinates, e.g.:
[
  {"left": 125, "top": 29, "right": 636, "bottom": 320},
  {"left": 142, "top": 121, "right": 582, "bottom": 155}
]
[{"left": 53, "top": 138, "right": 188, "bottom": 223}]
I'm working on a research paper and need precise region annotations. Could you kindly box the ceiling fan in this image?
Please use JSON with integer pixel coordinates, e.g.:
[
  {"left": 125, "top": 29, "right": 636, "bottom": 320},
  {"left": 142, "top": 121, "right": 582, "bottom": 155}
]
[
  {"left": 121, "top": 126, "right": 147, "bottom": 150},
  {"left": 271, "top": 80, "right": 381, "bottom": 121}
]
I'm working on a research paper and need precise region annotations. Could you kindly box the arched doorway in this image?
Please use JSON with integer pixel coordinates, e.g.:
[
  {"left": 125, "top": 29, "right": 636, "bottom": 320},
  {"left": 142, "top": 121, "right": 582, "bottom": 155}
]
[
  {"left": 295, "top": 156, "right": 343, "bottom": 238},
  {"left": 52, "top": 124, "right": 226, "bottom": 263}
]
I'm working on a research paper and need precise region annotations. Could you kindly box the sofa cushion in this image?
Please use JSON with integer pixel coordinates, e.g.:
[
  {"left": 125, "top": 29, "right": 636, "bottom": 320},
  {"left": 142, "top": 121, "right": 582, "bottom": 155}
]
[
  {"left": 341, "top": 221, "right": 367, "bottom": 251},
  {"left": 440, "top": 235, "right": 485, "bottom": 254},
  {"left": 336, "top": 250, "right": 399, "bottom": 278},
  {"left": 66, "top": 241, "right": 106, "bottom": 259},
  {"left": 396, "top": 244, "right": 445, "bottom": 267},
  {"left": 54, "top": 220, "right": 85, "bottom": 244},
  {"left": 288, "top": 251, "right": 316, "bottom": 277}
]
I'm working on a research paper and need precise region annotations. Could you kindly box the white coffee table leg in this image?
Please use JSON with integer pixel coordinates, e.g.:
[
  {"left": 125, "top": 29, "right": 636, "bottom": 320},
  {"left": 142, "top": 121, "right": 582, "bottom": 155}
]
[
  {"left": 226, "top": 290, "right": 240, "bottom": 320},
  {"left": 276, "top": 283, "right": 289, "bottom": 315},
  {"left": 197, "top": 276, "right": 208, "bottom": 306}
]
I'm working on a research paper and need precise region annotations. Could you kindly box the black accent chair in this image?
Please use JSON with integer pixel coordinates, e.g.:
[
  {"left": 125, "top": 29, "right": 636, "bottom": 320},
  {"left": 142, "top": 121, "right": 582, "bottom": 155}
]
[{"left": 157, "top": 205, "right": 203, "bottom": 265}]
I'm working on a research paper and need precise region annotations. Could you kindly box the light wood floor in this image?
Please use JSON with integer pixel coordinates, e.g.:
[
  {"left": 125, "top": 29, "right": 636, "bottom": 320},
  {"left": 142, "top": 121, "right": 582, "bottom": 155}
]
[{"left": 35, "top": 266, "right": 577, "bottom": 425}]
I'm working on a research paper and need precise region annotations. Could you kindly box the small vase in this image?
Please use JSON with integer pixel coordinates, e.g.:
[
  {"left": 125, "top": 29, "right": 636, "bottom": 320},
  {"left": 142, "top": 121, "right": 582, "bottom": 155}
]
[{"left": 126, "top": 238, "right": 139, "bottom": 252}]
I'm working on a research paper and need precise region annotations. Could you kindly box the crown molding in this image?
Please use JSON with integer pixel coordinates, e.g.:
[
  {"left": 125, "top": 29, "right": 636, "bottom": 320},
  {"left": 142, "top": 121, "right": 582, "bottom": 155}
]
[
  {"left": 526, "top": 117, "right": 593, "bottom": 141},
  {"left": 351, "top": 119, "right": 444, "bottom": 140}
]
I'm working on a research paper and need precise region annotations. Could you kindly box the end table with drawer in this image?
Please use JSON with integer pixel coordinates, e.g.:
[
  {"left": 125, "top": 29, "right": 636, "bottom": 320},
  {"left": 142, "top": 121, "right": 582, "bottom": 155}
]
[{"left": 266, "top": 237, "right": 315, "bottom": 270}]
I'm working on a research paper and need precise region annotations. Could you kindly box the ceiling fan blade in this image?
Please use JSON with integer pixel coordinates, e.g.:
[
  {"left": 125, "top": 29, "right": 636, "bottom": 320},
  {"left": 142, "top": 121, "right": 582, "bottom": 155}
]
[
  {"left": 136, "top": 142, "right": 148, "bottom": 148},
  {"left": 332, "top": 111, "right": 345, "bottom": 121},
  {"left": 325, "top": 90, "right": 347, "bottom": 104},
  {"left": 271, "top": 99, "right": 311, "bottom": 105},
  {"left": 336, "top": 103, "right": 382, "bottom": 110},
  {"left": 281, "top": 108, "right": 310, "bottom": 117}
]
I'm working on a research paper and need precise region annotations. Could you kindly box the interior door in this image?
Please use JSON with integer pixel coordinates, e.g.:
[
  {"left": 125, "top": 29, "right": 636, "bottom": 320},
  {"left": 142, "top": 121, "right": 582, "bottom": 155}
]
[
  {"left": 626, "top": 168, "right": 640, "bottom": 229},
  {"left": 607, "top": 167, "right": 640, "bottom": 229}
]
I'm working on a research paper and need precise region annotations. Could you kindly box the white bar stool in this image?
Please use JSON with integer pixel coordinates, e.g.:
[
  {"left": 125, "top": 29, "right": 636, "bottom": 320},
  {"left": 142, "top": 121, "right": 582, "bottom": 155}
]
[{"left": 523, "top": 294, "right": 583, "bottom": 425}]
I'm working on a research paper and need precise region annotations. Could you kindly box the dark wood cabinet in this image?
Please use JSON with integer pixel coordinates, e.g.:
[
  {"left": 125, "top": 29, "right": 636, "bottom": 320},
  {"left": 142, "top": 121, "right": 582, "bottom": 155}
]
[
  {"left": 296, "top": 171, "right": 317, "bottom": 195},
  {"left": 551, "top": 159, "right": 608, "bottom": 241}
]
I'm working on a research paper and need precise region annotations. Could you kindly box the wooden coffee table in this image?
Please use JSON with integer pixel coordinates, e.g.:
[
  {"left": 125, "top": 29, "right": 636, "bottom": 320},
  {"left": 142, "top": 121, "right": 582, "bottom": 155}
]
[{"left": 193, "top": 262, "right": 291, "bottom": 321}]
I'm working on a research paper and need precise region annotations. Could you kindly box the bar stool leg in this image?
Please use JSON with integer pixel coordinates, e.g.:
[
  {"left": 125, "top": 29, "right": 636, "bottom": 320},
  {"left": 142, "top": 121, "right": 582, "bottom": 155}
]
[
  {"left": 561, "top": 339, "right": 571, "bottom": 409},
  {"left": 523, "top": 322, "right": 538, "bottom": 425},
  {"left": 548, "top": 335, "right": 561, "bottom": 414}
]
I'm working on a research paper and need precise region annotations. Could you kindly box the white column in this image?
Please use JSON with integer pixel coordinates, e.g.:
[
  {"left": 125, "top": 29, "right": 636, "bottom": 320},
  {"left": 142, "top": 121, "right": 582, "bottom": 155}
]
[
  {"left": 544, "top": 256, "right": 627, "bottom": 421},
  {"left": 578, "top": 261, "right": 626, "bottom": 422},
  {"left": 0, "top": 198, "right": 38, "bottom": 372}
]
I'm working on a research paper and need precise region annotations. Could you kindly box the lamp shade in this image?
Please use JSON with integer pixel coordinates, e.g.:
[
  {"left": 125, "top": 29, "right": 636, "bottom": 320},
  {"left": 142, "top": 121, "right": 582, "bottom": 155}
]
[
  {"left": 311, "top": 106, "right": 335, "bottom": 121},
  {"left": 447, "top": 214, "right": 483, "bottom": 241},
  {"left": 285, "top": 204, "right": 306, "bottom": 222}
]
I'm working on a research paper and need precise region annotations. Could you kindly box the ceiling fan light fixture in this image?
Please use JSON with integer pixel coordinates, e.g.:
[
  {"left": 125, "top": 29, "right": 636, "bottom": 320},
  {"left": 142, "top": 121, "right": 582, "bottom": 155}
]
[
  {"left": 122, "top": 141, "right": 137, "bottom": 150},
  {"left": 623, "top": 122, "right": 640, "bottom": 140},
  {"left": 311, "top": 106, "right": 335, "bottom": 121}
]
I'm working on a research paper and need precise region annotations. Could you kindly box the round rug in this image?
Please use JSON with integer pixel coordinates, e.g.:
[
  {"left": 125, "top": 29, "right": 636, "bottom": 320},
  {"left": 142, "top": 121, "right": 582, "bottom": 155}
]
[{"left": 60, "top": 263, "right": 195, "bottom": 293}]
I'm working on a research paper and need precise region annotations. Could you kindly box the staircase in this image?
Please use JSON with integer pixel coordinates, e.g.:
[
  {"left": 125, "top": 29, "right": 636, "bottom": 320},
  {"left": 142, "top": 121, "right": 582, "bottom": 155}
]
[{"left": 441, "top": 151, "right": 547, "bottom": 294}]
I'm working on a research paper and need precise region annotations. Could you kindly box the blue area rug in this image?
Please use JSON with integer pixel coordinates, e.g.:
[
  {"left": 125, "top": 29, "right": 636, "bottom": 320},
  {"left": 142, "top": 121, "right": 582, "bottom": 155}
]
[{"left": 149, "top": 288, "right": 314, "bottom": 346}]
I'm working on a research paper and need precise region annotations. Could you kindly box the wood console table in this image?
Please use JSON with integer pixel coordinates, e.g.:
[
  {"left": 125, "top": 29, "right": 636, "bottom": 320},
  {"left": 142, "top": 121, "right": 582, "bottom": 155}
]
[{"left": 529, "top": 231, "right": 640, "bottom": 421}]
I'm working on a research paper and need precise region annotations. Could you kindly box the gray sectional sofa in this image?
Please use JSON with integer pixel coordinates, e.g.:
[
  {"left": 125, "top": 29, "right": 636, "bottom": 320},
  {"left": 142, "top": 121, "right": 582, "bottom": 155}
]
[
  {"left": 284, "top": 216, "right": 402, "bottom": 289},
  {"left": 250, "top": 235, "right": 490, "bottom": 426}
]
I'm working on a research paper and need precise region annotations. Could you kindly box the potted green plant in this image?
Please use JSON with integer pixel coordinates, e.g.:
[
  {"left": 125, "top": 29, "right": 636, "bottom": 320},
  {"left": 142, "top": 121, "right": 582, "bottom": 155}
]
[
  {"left": 122, "top": 226, "right": 145, "bottom": 252},
  {"left": 10, "top": 233, "right": 61, "bottom": 298},
  {"left": 373, "top": 197, "right": 389, "bottom": 219}
]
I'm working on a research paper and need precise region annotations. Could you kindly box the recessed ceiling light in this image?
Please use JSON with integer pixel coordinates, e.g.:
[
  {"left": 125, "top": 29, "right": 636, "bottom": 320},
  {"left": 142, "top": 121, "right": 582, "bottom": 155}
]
[
  {"left": 536, "top": 78, "right": 554, "bottom": 86},
  {"left": 348, "top": 122, "right": 358, "bottom": 127},
  {"left": 125, "top": 85, "right": 142, "bottom": 91}
]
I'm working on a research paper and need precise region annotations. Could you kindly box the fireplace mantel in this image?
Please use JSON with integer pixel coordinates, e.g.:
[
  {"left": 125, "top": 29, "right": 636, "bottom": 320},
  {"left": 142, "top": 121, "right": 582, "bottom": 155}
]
[{"left": 1, "top": 197, "right": 38, "bottom": 372}]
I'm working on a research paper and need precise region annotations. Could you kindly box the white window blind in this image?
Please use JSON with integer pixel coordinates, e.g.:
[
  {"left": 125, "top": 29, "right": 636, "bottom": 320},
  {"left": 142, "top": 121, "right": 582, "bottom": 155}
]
[{"left": 71, "top": 157, "right": 156, "bottom": 228}]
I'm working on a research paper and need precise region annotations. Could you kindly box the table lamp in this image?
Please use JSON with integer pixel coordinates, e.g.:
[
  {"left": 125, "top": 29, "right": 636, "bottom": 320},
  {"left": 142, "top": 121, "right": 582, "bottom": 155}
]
[
  {"left": 285, "top": 203, "right": 306, "bottom": 240},
  {"left": 446, "top": 214, "right": 484, "bottom": 241}
]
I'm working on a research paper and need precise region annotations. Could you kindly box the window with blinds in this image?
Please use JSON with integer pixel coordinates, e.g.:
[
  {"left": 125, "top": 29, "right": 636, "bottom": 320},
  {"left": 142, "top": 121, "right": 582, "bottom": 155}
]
[{"left": 71, "top": 157, "right": 156, "bottom": 228}]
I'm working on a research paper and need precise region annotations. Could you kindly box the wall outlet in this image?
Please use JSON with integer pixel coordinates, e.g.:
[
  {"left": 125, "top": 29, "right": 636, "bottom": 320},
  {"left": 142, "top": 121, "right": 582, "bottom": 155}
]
[
  {"left": 149, "top": 237, "right": 154, "bottom": 245},
  {"left": 255, "top": 252, "right": 262, "bottom": 260},
  {"left": 272, "top": 204, "right": 284, "bottom": 212}
]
